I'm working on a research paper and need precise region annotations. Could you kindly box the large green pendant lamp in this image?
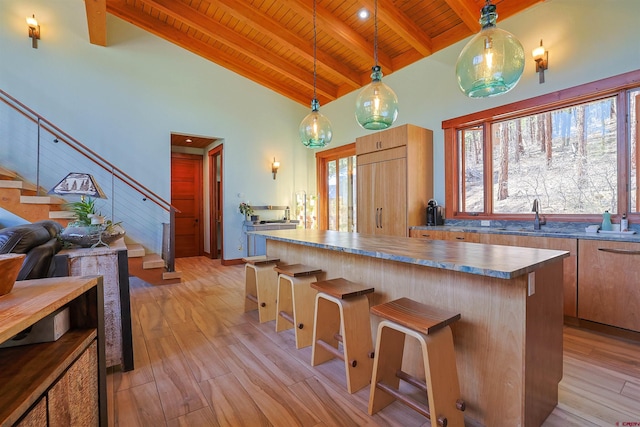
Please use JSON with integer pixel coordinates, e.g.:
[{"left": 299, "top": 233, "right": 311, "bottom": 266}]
[
  {"left": 355, "top": 0, "right": 398, "bottom": 130},
  {"left": 455, "top": 0, "right": 525, "bottom": 98},
  {"left": 299, "top": 0, "right": 332, "bottom": 148}
]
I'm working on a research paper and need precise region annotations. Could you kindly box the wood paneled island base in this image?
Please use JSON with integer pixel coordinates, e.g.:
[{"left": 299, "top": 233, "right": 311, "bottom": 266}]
[{"left": 256, "top": 230, "right": 568, "bottom": 427}]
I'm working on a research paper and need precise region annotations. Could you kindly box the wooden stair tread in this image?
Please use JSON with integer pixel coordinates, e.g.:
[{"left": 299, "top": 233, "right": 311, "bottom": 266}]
[
  {"left": 142, "top": 254, "right": 165, "bottom": 269},
  {"left": 126, "top": 244, "right": 145, "bottom": 258},
  {"left": 371, "top": 297, "right": 460, "bottom": 335},
  {"left": 274, "top": 263, "right": 322, "bottom": 277},
  {"left": 0, "top": 180, "right": 37, "bottom": 191},
  {"left": 48, "top": 211, "right": 76, "bottom": 219},
  {"left": 311, "top": 278, "right": 374, "bottom": 299},
  {"left": 20, "top": 195, "right": 66, "bottom": 205}
]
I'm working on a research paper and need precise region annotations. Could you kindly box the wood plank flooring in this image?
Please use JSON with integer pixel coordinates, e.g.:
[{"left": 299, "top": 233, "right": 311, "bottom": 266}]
[{"left": 108, "top": 257, "right": 640, "bottom": 426}]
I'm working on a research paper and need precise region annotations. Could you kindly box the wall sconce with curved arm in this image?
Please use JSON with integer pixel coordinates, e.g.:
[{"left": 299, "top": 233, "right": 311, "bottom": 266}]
[
  {"left": 26, "top": 15, "right": 40, "bottom": 49},
  {"left": 532, "top": 39, "right": 548, "bottom": 84},
  {"left": 272, "top": 158, "right": 280, "bottom": 180}
]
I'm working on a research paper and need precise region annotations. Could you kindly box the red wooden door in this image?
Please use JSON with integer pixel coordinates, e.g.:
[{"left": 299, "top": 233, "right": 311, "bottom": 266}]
[{"left": 171, "top": 153, "right": 203, "bottom": 258}]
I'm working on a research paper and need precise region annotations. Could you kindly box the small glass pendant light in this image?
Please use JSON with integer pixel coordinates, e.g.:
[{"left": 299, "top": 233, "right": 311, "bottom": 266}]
[
  {"left": 355, "top": 0, "right": 398, "bottom": 130},
  {"left": 299, "top": 0, "right": 332, "bottom": 148},
  {"left": 455, "top": 1, "right": 525, "bottom": 98}
]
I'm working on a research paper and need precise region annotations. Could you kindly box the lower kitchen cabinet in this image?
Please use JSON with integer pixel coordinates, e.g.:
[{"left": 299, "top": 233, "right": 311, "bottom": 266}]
[
  {"left": 409, "top": 228, "right": 480, "bottom": 242},
  {"left": 480, "top": 234, "right": 578, "bottom": 318},
  {"left": 578, "top": 239, "right": 640, "bottom": 332}
]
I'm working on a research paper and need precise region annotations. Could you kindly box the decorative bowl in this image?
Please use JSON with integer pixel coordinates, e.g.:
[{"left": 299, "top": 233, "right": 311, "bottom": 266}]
[
  {"left": 60, "top": 225, "right": 125, "bottom": 248},
  {"left": 0, "top": 253, "right": 26, "bottom": 296}
]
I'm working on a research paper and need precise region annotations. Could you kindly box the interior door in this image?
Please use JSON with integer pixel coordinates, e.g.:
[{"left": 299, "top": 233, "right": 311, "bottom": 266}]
[
  {"left": 208, "top": 145, "right": 223, "bottom": 259},
  {"left": 171, "top": 152, "right": 203, "bottom": 258}
]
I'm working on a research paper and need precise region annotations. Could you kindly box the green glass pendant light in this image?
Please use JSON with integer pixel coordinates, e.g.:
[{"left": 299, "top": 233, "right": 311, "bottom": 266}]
[
  {"left": 299, "top": 0, "right": 332, "bottom": 148},
  {"left": 455, "top": 0, "right": 525, "bottom": 98},
  {"left": 355, "top": 0, "right": 398, "bottom": 130}
]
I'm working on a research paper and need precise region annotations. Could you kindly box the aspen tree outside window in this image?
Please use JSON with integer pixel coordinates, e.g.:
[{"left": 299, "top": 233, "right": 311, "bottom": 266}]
[{"left": 444, "top": 71, "right": 640, "bottom": 221}]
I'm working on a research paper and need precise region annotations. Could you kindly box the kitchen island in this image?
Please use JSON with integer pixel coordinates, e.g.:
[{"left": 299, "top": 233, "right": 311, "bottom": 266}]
[{"left": 253, "top": 229, "right": 568, "bottom": 426}]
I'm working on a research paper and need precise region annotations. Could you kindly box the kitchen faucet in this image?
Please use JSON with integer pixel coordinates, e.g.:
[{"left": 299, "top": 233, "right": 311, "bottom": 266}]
[{"left": 532, "top": 199, "right": 545, "bottom": 230}]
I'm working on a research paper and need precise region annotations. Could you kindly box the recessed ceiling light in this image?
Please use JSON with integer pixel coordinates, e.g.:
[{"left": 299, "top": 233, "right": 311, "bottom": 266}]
[
  {"left": 185, "top": 138, "right": 193, "bottom": 144},
  {"left": 358, "top": 8, "right": 369, "bottom": 20}
]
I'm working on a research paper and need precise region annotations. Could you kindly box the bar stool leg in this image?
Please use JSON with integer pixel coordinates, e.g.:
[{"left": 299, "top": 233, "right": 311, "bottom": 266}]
[
  {"left": 275, "top": 275, "right": 318, "bottom": 349},
  {"left": 369, "top": 321, "right": 406, "bottom": 415},
  {"left": 311, "top": 295, "right": 341, "bottom": 365},
  {"left": 422, "top": 327, "right": 464, "bottom": 427},
  {"left": 291, "top": 276, "right": 318, "bottom": 349},
  {"left": 244, "top": 264, "right": 258, "bottom": 314},
  {"left": 275, "top": 276, "right": 294, "bottom": 332},
  {"left": 341, "top": 296, "right": 374, "bottom": 393},
  {"left": 254, "top": 264, "right": 278, "bottom": 323}
]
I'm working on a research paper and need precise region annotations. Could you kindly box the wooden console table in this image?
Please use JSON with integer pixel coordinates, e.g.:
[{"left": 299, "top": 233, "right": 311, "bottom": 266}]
[
  {"left": 55, "top": 242, "right": 134, "bottom": 371},
  {"left": 0, "top": 276, "right": 107, "bottom": 426}
]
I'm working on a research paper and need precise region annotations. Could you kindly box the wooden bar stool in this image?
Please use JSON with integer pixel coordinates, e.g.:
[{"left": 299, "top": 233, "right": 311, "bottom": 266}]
[
  {"left": 310, "top": 278, "right": 375, "bottom": 394},
  {"left": 243, "top": 255, "right": 280, "bottom": 323},
  {"left": 274, "top": 264, "right": 322, "bottom": 349},
  {"left": 368, "top": 297, "right": 465, "bottom": 427}
]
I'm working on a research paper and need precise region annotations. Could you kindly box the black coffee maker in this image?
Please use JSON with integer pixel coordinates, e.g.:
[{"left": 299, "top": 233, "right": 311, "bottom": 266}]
[{"left": 426, "top": 199, "right": 444, "bottom": 226}]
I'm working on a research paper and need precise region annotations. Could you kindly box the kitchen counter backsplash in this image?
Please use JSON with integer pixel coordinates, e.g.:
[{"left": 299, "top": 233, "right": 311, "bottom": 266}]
[{"left": 412, "top": 219, "right": 640, "bottom": 242}]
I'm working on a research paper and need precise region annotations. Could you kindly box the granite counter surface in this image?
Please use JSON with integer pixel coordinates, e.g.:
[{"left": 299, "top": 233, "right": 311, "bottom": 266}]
[{"left": 252, "top": 229, "right": 568, "bottom": 280}]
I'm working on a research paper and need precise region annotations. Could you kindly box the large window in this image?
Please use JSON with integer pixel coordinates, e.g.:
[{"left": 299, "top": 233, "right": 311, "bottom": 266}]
[
  {"left": 316, "top": 143, "right": 357, "bottom": 231},
  {"left": 444, "top": 70, "right": 640, "bottom": 221}
]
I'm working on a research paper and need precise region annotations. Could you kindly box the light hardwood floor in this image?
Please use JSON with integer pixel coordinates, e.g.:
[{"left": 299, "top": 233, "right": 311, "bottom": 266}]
[{"left": 107, "top": 256, "right": 640, "bottom": 426}]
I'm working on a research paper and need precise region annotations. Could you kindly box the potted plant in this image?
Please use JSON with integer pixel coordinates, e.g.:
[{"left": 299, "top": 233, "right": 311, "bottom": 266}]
[
  {"left": 61, "top": 198, "right": 125, "bottom": 247},
  {"left": 239, "top": 202, "right": 254, "bottom": 221}
]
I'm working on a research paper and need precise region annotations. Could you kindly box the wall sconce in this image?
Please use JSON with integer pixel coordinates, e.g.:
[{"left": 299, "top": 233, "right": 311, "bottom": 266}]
[
  {"left": 532, "top": 39, "right": 548, "bottom": 84},
  {"left": 26, "top": 14, "right": 40, "bottom": 49},
  {"left": 271, "top": 158, "right": 280, "bottom": 180}
]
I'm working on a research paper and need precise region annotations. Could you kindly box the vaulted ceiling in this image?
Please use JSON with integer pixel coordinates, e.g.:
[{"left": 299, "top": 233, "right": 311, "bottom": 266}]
[{"left": 84, "top": 0, "right": 544, "bottom": 107}]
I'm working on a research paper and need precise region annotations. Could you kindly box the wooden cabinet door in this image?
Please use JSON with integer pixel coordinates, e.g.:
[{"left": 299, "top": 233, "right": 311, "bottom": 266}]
[
  {"left": 356, "top": 126, "right": 406, "bottom": 155},
  {"left": 356, "top": 162, "right": 376, "bottom": 235},
  {"left": 483, "top": 234, "right": 577, "bottom": 317},
  {"left": 377, "top": 157, "right": 407, "bottom": 236},
  {"left": 48, "top": 341, "right": 99, "bottom": 427},
  {"left": 578, "top": 239, "right": 640, "bottom": 331}
]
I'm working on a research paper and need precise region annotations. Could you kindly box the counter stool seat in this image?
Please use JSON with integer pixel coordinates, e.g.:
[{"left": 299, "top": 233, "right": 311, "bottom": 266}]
[
  {"left": 243, "top": 256, "right": 281, "bottom": 323},
  {"left": 275, "top": 263, "right": 322, "bottom": 349},
  {"left": 368, "top": 297, "right": 465, "bottom": 427},
  {"left": 311, "top": 278, "right": 375, "bottom": 393}
]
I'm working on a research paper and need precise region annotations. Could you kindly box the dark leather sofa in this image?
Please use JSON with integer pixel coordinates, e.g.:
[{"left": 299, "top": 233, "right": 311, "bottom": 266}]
[{"left": 0, "top": 220, "right": 63, "bottom": 280}]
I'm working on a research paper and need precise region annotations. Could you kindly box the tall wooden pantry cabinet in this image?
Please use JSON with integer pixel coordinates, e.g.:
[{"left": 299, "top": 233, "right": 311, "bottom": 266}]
[{"left": 356, "top": 124, "right": 433, "bottom": 236}]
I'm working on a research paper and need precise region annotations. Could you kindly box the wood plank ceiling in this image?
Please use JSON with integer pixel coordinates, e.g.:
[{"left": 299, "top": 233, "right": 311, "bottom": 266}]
[{"left": 85, "top": 0, "right": 544, "bottom": 107}]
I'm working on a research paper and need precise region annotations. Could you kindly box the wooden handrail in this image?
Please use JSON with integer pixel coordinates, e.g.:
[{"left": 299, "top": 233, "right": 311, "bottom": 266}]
[{"left": 0, "top": 89, "right": 178, "bottom": 213}]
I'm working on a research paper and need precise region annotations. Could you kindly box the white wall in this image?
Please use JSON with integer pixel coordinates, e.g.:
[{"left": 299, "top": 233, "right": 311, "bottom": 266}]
[
  {"left": 322, "top": 0, "right": 640, "bottom": 204},
  {"left": 0, "top": 0, "right": 311, "bottom": 259},
  {"left": 2, "top": 0, "right": 639, "bottom": 258}
]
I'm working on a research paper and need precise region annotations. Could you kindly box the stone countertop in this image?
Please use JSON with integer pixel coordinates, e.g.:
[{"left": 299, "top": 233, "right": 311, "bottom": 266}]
[
  {"left": 412, "top": 219, "right": 640, "bottom": 242},
  {"left": 253, "top": 229, "right": 568, "bottom": 280}
]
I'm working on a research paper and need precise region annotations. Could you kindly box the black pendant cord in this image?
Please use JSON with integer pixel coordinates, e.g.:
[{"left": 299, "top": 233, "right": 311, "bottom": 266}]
[
  {"left": 313, "top": 0, "right": 317, "bottom": 102},
  {"left": 373, "top": 0, "right": 378, "bottom": 67}
]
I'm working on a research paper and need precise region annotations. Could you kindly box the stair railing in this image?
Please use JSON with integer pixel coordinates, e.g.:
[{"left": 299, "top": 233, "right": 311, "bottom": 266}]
[{"left": 0, "top": 89, "right": 178, "bottom": 272}]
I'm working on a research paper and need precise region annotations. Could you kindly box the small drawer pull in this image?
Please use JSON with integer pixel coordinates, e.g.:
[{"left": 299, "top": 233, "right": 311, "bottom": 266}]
[{"left": 598, "top": 248, "right": 640, "bottom": 255}]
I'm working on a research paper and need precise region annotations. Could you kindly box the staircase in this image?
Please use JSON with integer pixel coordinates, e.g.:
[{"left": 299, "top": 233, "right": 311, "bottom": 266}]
[{"left": 0, "top": 166, "right": 180, "bottom": 284}]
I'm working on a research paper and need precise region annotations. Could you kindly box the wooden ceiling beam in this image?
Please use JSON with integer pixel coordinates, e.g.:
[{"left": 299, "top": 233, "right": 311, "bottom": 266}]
[
  {"left": 215, "top": 0, "right": 361, "bottom": 90},
  {"left": 139, "top": 0, "right": 338, "bottom": 100},
  {"left": 106, "top": 0, "right": 314, "bottom": 106},
  {"left": 443, "top": 0, "right": 481, "bottom": 33},
  {"left": 281, "top": 0, "right": 394, "bottom": 73},
  {"left": 84, "top": 0, "right": 107, "bottom": 46},
  {"left": 360, "top": 0, "right": 433, "bottom": 56}
]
